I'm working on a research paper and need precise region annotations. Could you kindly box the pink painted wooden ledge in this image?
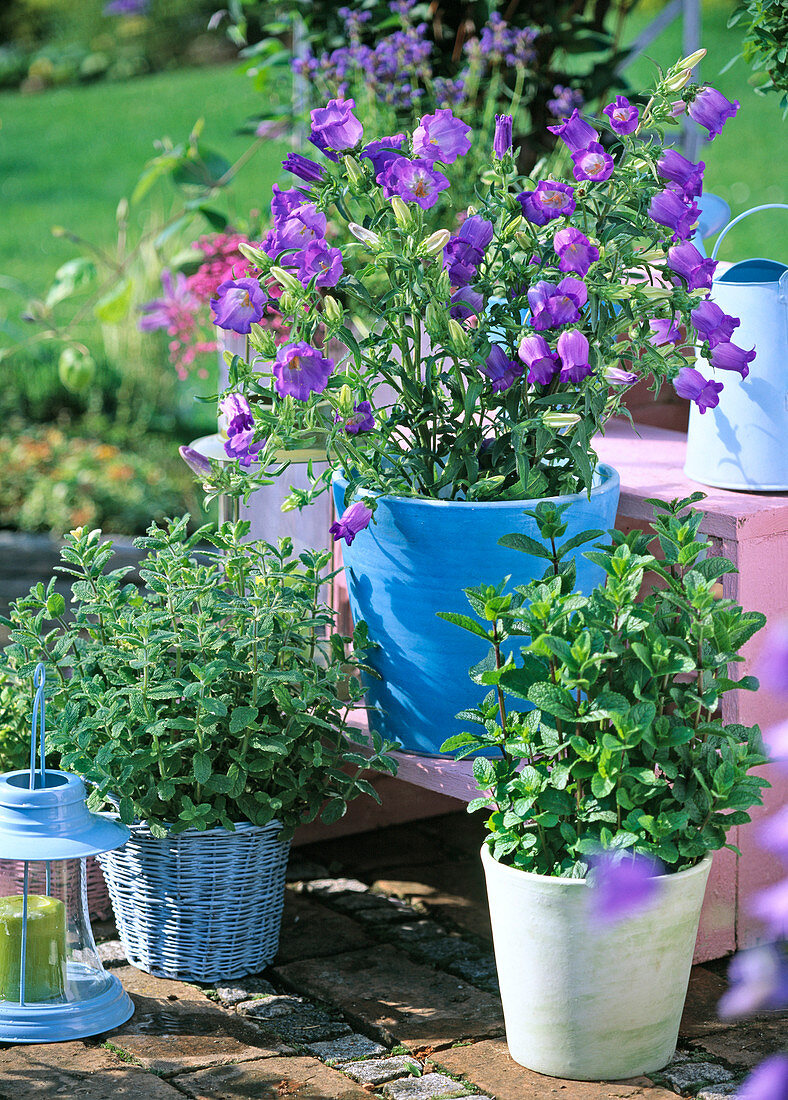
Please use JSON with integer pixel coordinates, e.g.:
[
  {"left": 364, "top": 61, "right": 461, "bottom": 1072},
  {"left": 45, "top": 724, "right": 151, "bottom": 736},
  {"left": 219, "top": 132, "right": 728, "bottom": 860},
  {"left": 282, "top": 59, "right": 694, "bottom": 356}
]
[{"left": 304, "top": 421, "right": 786, "bottom": 962}]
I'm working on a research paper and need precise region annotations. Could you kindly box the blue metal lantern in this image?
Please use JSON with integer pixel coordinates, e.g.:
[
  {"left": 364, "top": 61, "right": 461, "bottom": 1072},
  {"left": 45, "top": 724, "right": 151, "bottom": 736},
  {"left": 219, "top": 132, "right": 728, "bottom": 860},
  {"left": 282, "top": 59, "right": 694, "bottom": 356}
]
[{"left": 0, "top": 665, "right": 134, "bottom": 1043}]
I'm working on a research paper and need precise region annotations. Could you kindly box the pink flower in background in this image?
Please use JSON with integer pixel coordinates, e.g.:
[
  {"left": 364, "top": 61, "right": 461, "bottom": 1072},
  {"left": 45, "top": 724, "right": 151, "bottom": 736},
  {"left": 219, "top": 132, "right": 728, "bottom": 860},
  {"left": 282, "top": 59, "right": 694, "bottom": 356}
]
[{"left": 186, "top": 232, "right": 257, "bottom": 301}]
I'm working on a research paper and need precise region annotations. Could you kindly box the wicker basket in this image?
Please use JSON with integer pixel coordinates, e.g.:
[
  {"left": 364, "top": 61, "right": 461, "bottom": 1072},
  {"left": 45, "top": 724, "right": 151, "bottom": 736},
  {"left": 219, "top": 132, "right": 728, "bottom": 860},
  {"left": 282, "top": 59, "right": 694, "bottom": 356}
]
[
  {"left": 97, "top": 820, "right": 290, "bottom": 982},
  {"left": 6, "top": 856, "right": 113, "bottom": 922}
]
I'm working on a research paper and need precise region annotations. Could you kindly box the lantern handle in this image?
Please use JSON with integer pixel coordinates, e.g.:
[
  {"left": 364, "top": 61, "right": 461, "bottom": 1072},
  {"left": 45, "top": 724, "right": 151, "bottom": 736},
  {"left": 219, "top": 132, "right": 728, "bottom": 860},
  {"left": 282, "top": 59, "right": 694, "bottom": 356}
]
[
  {"left": 29, "top": 663, "right": 47, "bottom": 790},
  {"left": 710, "top": 204, "right": 788, "bottom": 262}
]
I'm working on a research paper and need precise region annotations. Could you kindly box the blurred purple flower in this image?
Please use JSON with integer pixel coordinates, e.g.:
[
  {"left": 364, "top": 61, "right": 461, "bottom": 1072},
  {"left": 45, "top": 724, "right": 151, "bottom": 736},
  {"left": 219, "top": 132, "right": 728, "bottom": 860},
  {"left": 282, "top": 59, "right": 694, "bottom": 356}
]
[
  {"left": 335, "top": 400, "right": 375, "bottom": 435},
  {"left": 587, "top": 851, "right": 664, "bottom": 925},
  {"left": 658, "top": 149, "right": 705, "bottom": 200},
  {"left": 737, "top": 1054, "right": 788, "bottom": 1100},
  {"left": 210, "top": 277, "right": 267, "bottom": 334},
  {"left": 310, "top": 98, "right": 363, "bottom": 152},
  {"left": 412, "top": 109, "right": 471, "bottom": 165},
  {"left": 571, "top": 143, "right": 614, "bottom": 183},
  {"left": 751, "top": 878, "right": 788, "bottom": 940},
  {"left": 138, "top": 269, "right": 199, "bottom": 333},
  {"left": 759, "top": 623, "right": 788, "bottom": 697},
  {"left": 479, "top": 346, "right": 523, "bottom": 393},
  {"left": 517, "top": 181, "right": 576, "bottom": 226},
  {"left": 518, "top": 334, "right": 560, "bottom": 385},
  {"left": 493, "top": 114, "right": 513, "bottom": 158},
  {"left": 667, "top": 241, "right": 716, "bottom": 291},
  {"left": 719, "top": 944, "right": 788, "bottom": 1018},
  {"left": 760, "top": 806, "right": 788, "bottom": 862},
  {"left": 547, "top": 86, "right": 584, "bottom": 119},
  {"left": 528, "top": 277, "right": 587, "bottom": 330},
  {"left": 602, "top": 95, "right": 640, "bottom": 135},
  {"left": 330, "top": 501, "right": 373, "bottom": 545},
  {"left": 557, "top": 329, "right": 592, "bottom": 382},
  {"left": 691, "top": 301, "right": 740, "bottom": 348},
  {"left": 553, "top": 228, "right": 599, "bottom": 276},
  {"left": 673, "top": 366, "right": 723, "bottom": 412},
  {"left": 104, "top": 0, "right": 148, "bottom": 15},
  {"left": 547, "top": 110, "right": 599, "bottom": 154},
  {"left": 688, "top": 86, "right": 740, "bottom": 140},
  {"left": 709, "top": 341, "right": 756, "bottom": 378},
  {"left": 649, "top": 189, "right": 699, "bottom": 241},
  {"left": 383, "top": 157, "right": 450, "bottom": 209},
  {"left": 273, "top": 342, "right": 334, "bottom": 401}
]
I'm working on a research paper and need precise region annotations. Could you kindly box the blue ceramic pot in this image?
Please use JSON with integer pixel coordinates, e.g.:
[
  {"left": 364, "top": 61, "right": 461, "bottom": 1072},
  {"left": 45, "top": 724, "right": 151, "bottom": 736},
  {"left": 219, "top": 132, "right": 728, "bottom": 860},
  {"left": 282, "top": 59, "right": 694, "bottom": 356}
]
[{"left": 334, "top": 465, "right": 621, "bottom": 755}]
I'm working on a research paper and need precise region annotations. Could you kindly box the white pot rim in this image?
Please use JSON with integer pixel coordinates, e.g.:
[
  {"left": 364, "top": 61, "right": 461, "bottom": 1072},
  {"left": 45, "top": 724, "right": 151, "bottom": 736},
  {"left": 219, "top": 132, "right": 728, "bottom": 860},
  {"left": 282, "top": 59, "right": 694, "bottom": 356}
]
[
  {"left": 333, "top": 462, "right": 619, "bottom": 510},
  {"left": 481, "top": 842, "right": 713, "bottom": 888}
]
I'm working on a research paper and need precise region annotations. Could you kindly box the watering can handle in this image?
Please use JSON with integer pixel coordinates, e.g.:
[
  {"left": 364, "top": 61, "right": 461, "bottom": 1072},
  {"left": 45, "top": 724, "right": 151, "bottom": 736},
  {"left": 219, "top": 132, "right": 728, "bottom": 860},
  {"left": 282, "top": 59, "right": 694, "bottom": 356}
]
[
  {"left": 28, "top": 663, "right": 47, "bottom": 789},
  {"left": 711, "top": 204, "right": 788, "bottom": 261}
]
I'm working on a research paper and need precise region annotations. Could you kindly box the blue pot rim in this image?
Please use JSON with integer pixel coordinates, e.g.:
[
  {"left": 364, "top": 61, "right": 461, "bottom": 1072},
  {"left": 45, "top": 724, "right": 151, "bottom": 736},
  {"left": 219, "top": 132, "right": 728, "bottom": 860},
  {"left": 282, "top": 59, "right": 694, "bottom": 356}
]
[{"left": 333, "top": 463, "right": 619, "bottom": 511}]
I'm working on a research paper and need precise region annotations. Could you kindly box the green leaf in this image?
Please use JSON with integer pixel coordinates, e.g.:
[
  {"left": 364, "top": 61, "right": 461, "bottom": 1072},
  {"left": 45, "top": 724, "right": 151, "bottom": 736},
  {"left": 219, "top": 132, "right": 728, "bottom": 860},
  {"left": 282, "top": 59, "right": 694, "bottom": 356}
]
[
  {"left": 193, "top": 753, "right": 212, "bottom": 783},
  {"left": 94, "top": 277, "right": 134, "bottom": 324},
  {"left": 528, "top": 682, "right": 576, "bottom": 721},
  {"left": 436, "top": 611, "right": 491, "bottom": 638},
  {"left": 45, "top": 593, "right": 66, "bottom": 619},
  {"left": 229, "top": 706, "right": 259, "bottom": 735}
]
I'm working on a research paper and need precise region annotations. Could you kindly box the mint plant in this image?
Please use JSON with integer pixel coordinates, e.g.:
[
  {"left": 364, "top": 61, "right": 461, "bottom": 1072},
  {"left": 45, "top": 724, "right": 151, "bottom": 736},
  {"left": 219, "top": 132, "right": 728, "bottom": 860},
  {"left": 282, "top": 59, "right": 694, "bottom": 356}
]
[
  {"left": 440, "top": 494, "right": 768, "bottom": 876},
  {"left": 1, "top": 517, "right": 395, "bottom": 837}
]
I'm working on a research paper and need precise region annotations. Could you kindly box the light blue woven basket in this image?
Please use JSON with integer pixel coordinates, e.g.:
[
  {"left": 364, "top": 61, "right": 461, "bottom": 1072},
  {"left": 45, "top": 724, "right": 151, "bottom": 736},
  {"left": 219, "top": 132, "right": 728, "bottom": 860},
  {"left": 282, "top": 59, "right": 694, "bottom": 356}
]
[{"left": 97, "top": 820, "right": 290, "bottom": 983}]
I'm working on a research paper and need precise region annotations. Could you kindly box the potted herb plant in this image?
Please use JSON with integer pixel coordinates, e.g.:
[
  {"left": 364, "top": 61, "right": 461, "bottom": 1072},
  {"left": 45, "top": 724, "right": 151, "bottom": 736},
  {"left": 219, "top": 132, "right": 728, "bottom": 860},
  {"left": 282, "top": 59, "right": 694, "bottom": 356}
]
[
  {"left": 195, "top": 50, "right": 747, "bottom": 755},
  {"left": 1, "top": 518, "right": 394, "bottom": 983},
  {"left": 439, "top": 494, "right": 768, "bottom": 1080}
]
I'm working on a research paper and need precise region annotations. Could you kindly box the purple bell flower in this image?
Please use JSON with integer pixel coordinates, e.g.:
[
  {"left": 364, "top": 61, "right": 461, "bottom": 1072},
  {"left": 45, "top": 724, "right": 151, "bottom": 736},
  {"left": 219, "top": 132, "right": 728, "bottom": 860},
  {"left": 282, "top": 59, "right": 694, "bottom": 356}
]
[
  {"left": 605, "top": 365, "right": 638, "bottom": 386},
  {"left": 547, "top": 109, "right": 599, "bottom": 154},
  {"left": 310, "top": 98, "right": 364, "bottom": 152},
  {"left": 479, "top": 345, "right": 523, "bottom": 393},
  {"left": 361, "top": 135, "right": 406, "bottom": 177},
  {"left": 273, "top": 341, "right": 334, "bottom": 401},
  {"left": 657, "top": 149, "right": 705, "bottom": 200},
  {"left": 667, "top": 241, "right": 717, "bottom": 291},
  {"left": 335, "top": 400, "right": 375, "bottom": 435},
  {"left": 557, "top": 329, "right": 592, "bottom": 382},
  {"left": 210, "top": 277, "right": 267, "bottom": 334},
  {"left": 571, "top": 143, "right": 614, "bottom": 183},
  {"left": 179, "top": 445, "right": 213, "bottom": 480},
  {"left": 263, "top": 203, "right": 327, "bottom": 258},
  {"left": 493, "top": 114, "right": 513, "bottom": 159},
  {"left": 382, "top": 157, "right": 450, "bottom": 209},
  {"left": 648, "top": 318, "right": 682, "bottom": 347},
  {"left": 282, "top": 153, "right": 326, "bottom": 184},
  {"left": 219, "top": 393, "right": 263, "bottom": 468},
  {"left": 673, "top": 366, "right": 723, "bottom": 412},
  {"left": 688, "top": 86, "right": 740, "bottom": 140},
  {"left": 691, "top": 301, "right": 740, "bottom": 348},
  {"left": 330, "top": 501, "right": 373, "bottom": 545},
  {"left": 517, "top": 181, "right": 576, "bottom": 226},
  {"left": 553, "top": 228, "right": 599, "bottom": 276},
  {"left": 459, "top": 215, "right": 494, "bottom": 251},
  {"left": 737, "top": 1054, "right": 788, "bottom": 1100},
  {"left": 648, "top": 188, "right": 699, "bottom": 242},
  {"left": 528, "top": 277, "right": 587, "bottom": 330},
  {"left": 602, "top": 95, "right": 639, "bottom": 136},
  {"left": 294, "top": 239, "right": 344, "bottom": 288},
  {"left": 412, "top": 108, "right": 471, "bottom": 165},
  {"left": 709, "top": 340, "right": 756, "bottom": 378},
  {"left": 270, "top": 185, "right": 308, "bottom": 224},
  {"left": 517, "top": 334, "right": 560, "bottom": 385},
  {"left": 587, "top": 852, "right": 664, "bottom": 925},
  {"left": 449, "top": 286, "right": 484, "bottom": 320}
]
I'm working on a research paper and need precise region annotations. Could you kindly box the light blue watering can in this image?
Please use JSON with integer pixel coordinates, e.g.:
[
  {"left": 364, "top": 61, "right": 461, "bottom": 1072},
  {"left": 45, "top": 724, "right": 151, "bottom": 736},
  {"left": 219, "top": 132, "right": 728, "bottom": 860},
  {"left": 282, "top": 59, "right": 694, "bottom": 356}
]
[{"left": 685, "top": 204, "right": 788, "bottom": 492}]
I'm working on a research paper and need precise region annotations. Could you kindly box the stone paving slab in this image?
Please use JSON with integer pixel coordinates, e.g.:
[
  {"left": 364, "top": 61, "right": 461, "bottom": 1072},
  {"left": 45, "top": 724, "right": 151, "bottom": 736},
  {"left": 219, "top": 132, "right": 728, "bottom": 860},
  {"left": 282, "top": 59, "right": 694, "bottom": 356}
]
[
  {"left": 381, "top": 1071, "right": 470, "bottom": 1099},
  {"left": 679, "top": 967, "right": 731, "bottom": 1039},
  {"left": 278, "top": 889, "right": 373, "bottom": 964},
  {"left": 341, "top": 1055, "right": 423, "bottom": 1085},
  {"left": 175, "top": 1053, "right": 374, "bottom": 1099},
  {"left": 660, "top": 1060, "right": 734, "bottom": 1094},
  {"left": 687, "top": 1015, "right": 788, "bottom": 1069},
  {"left": 0, "top": 1042, "right": 182, "bottom": 1099},
  {"left": 427, "top": 1040, "right": 681, "bottom": 1100},
  {"left": 107, "top": 966, "right": 292, "bottom": 1075},
  {"left": 237, "top": 993, "right": 352, "bottom": 1045},
  {"left": 305, "top": 1032, "right": 387, "bottom": 1063},
  {"left": 274, "top": 945, "right": 505, "bottom": 1048}
]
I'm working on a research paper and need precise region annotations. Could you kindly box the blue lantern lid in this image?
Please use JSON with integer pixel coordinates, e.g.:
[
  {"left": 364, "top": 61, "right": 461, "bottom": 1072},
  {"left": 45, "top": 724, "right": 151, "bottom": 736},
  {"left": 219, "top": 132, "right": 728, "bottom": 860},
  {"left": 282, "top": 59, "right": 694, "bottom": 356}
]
[{"left": 0, "top": 663, "right": 129, "bottom": 861}]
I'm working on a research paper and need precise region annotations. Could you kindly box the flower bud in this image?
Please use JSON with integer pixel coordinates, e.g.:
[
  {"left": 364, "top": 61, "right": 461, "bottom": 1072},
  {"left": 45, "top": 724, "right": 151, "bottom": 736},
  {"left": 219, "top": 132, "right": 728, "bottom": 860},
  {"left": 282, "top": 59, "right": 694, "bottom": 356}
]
[
  {"left": 344, "top": 155, "right": 364, "bottom": 186},
  {"left": 639, "top": 285, "right": 675, "bottom": 301},
  {"left": 677, "top": 48, "right": 706, "bottom": 71},
  {"left": 278, "top": 292, "right": 298, "bottom": 314},
  {"left": 238, "top": 242, "right": 271, "bottom": 268},
  {"left": 418, "top": 229, "right": 451, "bottom": 257},
  {"left": 425, "top": 301, "right": 446, "bottom": 335},
  {"left": 348, "top": 222, "right": 381, "bottom": 248},
  {"left": 514, "top": 231, "right": 531, "bottom": 250},
  {"left": 447, "top": 318, "right": 471, "bottom": 354},
  {"left": 501, "top": 214, "right": 522, "bottom": 241},
  {"left": 338, "top": 384, "right": 354, "bottom": 416},
  {"left": 390, "top": 196, "right": 413, "bottom": 229},
  {"left": 248, "top": 324, "right": 278, "bottom": 358},
  {"left": 58, "top": 346, "right": 95, "bottom": 394},
  {"left": 270, "top": 266, "right": 303, "bottom": 294},
  {"left": 323, "top": 294, "right": 343, "bottom": 324},
  {"left": 664, "top": 68, "right": 693, "bottom": 93},
  {"left": 435, "top": 269, "right": 452, "bottom": 300},
  {"left": 543, "top": 411, "right": 581, "bottom": 430}
]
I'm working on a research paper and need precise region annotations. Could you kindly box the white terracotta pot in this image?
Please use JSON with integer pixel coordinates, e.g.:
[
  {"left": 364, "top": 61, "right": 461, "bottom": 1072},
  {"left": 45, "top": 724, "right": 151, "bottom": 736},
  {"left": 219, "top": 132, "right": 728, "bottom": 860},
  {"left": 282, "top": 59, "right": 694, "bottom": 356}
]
[{"left": 481, "top": 844, "right": 712, "bottom": 1081}]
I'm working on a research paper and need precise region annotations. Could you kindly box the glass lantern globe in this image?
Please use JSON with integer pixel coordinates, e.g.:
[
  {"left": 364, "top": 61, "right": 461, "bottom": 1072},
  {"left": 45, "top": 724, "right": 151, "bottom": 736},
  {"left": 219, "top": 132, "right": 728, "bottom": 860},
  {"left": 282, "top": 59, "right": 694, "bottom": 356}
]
[{"left": 0, "top": 668, "right": 134, "bottom": 1043}]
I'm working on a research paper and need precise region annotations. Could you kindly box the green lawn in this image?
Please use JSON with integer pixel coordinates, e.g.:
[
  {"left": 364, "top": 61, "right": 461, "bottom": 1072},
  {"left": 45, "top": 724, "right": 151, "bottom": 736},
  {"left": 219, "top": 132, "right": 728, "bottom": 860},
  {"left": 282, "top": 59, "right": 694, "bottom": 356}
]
[{"left": 621, "top": 0, "right": 787, "bottom": 261}]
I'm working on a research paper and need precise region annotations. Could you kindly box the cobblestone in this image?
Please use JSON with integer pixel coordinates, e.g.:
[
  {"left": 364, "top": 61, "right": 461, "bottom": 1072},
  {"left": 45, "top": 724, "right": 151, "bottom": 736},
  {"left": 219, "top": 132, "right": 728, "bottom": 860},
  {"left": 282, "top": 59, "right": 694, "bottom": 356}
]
[
  {"left": 660, "top": 1060, "right": 735, "bottom": 1094},
  {"left": 341, "top": 1055, "right": 423, "bottom": 1085},
  {"left": 97, "top": 938, "right": 128, "bottom": 967},
  {"left": 695, "top": 1086, "right": 740, "bottom": 1099},
  {"left": 212, "top": 976, "right": 277, "bottom": 1006},
  {"left": 305, "top": 1032, "right": 387, "bottom": 1064},
  {"left": 238, "top": 993, "right": 352, "bottom": 1044},
  {"left": 382, "top": 1072, "right": 471, "bottom": 1099},
  {"left": 301, "top": 877, "right": 370, "bottom": 896}
]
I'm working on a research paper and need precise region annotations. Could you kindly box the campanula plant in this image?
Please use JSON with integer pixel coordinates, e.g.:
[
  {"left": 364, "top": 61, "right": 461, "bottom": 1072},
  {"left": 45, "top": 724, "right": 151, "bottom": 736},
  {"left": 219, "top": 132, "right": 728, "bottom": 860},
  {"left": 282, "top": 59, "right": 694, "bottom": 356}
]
[
  {"left": 439, "top": 494, "right": 768, "bottom": 877},
  {"left": 205, "top": 51, "right": 748, "bottom": 545}
]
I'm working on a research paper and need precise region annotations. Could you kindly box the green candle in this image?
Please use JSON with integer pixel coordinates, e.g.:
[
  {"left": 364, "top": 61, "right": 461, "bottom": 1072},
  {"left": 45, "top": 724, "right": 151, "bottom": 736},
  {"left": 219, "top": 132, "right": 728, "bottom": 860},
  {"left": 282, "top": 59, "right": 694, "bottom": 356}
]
[{"left": 0, "top": 894, "right": 67, "bottom": 1002}]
